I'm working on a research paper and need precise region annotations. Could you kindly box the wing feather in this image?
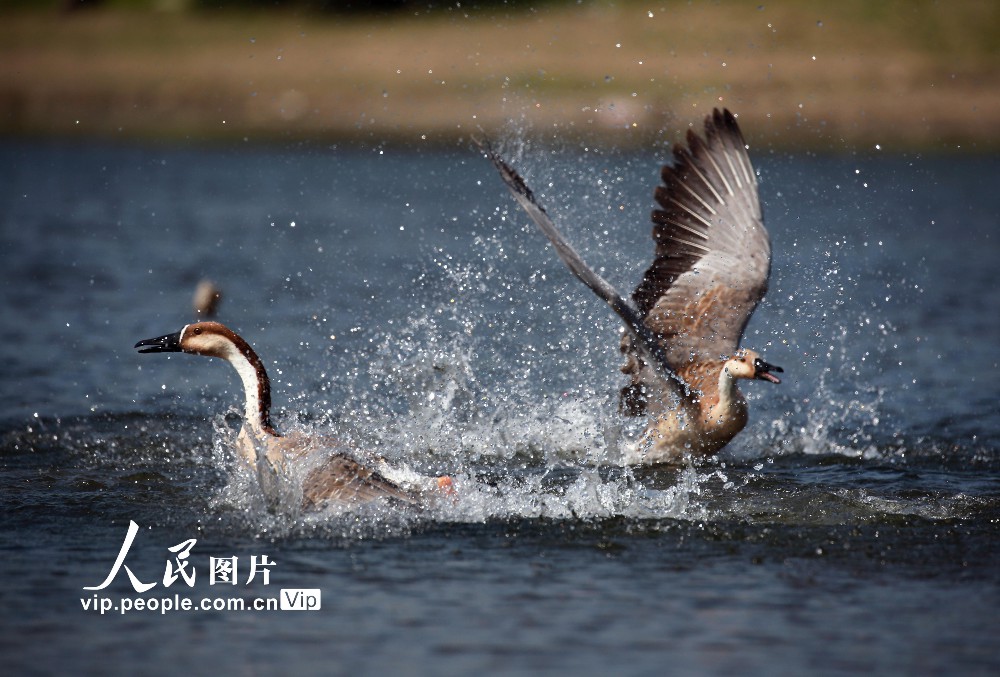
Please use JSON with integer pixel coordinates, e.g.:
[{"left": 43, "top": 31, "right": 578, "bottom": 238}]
[
  {"left": 477, "top": 108, "right": 768, "bottom": 419},
  {"left": 301, "top": 454, "right": 418, "bottom": 510},
  {"left": 634, "top": 108, "right": 770, "bottom": 366},
  {"left": 476, "top": 137, "right": 688, "bottom": 398}
]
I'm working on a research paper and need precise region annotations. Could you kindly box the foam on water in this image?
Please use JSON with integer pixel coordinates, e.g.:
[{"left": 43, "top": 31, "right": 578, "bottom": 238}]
[
  {"left": 200, "top": 408, "right": 708, "bottom": 537},
  {"left": 184, "top": 309, "right": 951, "bottom": 543}
]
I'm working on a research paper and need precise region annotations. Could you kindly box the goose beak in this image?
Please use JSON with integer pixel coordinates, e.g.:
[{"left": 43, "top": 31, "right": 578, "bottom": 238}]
[
  {"left": 754, "top": 358, "right": 783, "bottom": 384},
  {"left": 135, "top": 331, "right": 182, "bottom": 354}
]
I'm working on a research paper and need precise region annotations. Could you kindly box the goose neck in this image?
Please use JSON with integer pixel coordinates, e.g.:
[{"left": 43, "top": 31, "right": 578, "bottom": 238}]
[{"left": 220, "top": 335, "right": 278, "bottom": 438}]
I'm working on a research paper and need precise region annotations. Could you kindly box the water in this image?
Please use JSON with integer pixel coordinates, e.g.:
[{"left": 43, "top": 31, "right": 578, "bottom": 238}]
[{"left": 1, "top": 138, "right": 998, "bottom": 675}]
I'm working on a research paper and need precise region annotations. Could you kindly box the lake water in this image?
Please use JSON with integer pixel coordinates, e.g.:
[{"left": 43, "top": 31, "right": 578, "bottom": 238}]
[{"left": 1, "top": 138, "right": 998, "bottom": 675}]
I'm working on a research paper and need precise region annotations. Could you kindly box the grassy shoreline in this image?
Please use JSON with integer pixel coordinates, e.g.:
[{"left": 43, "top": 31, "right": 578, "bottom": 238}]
[{"left": 3, "top": 2, "right": 999, "bottom": 150}]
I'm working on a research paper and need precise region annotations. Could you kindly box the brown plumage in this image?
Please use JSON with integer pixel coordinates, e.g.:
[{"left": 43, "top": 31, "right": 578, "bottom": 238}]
[
  {"left": 481, "top": 108, "right": 782, "bottom": 464},
  {"left": 135, "top": 321, "right": 446, "bottom": 509},
  {"left": 192, "top": 279, "right": 222, "bottom": 318},
  {"left": 629, "top": 109, "right": 770, "bottom": 374}
]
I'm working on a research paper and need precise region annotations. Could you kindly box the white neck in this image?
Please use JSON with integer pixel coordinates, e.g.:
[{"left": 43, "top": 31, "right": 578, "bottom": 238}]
[
  {"left": 200, "top": 331, "right": 276, "bottom": 439},
  {"left": 229, "top": 350, "right": 266, "bottom": 436},
  {"left": 716, "top": 366, "right": 742, "bottom": 411}
]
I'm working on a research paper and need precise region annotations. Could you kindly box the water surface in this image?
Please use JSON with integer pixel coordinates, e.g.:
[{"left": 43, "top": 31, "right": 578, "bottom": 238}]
[{"left": 1, "top": 140, "right": 998, "bottom": 675}]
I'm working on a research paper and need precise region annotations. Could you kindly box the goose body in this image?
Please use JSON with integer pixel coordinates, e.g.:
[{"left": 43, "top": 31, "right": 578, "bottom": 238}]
[
  {"left": 136, "top": 321, "right": 447, "bottom": 509},
  {"left": 482, "top": 109, "right": 782, "bottom": 464}
]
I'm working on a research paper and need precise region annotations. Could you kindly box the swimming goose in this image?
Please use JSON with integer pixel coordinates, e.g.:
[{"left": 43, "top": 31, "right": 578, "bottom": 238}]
[
  {"left": 192, "top": 279, "right": 222, "bottom": 318},
  {"left": 135, "top": 321, "right": 449, "bottom": 510},
  {"left": 481, "top": 108, "right": 782, "bottom": 464}
]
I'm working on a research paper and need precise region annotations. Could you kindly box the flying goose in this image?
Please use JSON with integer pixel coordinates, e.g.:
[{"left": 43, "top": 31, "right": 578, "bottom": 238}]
[
  {"left": 135, "top": 321, "right": 452, "bottom": 510},
  {"left": 480, "top": 108, "right": 782, "bottom": 464}
]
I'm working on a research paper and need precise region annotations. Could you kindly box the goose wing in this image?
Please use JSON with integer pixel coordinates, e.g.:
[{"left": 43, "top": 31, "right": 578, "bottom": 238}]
[
  {"left": 301, "top": 454, "right": 418, "bottom": 510},
  {"left": 634, "top": 108, "right": 770, "bottom": 367},
  {"left": 478, "top": 139, "right": 687, "bottom": 396}
]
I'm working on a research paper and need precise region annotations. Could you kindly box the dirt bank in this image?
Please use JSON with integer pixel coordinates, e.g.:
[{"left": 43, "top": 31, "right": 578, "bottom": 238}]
[{"left": 2, "top": 2, "right": 998, "bottom": 150}]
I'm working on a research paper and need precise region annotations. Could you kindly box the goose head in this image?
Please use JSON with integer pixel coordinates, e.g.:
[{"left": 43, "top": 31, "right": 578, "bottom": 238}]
[
  {"left": 136, "top": 321, "right": 276, "bottom": 438},
  {"left": 724, "top": 349, "right": 783, "bottom": 384},
  {"left": 135, "top": 321, "right": 243, "bottom": 360}
]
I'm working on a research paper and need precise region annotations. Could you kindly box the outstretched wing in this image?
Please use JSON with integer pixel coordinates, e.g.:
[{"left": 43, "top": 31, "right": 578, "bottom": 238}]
[
  {"left": 477, "top": 138, "right": 687, "bottom": 397},
  {"left": 634, "top": 108, "right": 770, "bottom": 367}
]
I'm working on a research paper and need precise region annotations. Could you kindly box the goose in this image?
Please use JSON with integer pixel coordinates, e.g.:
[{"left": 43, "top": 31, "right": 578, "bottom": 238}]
[
  {"left": 135, "top": 321, "right": 452, "bottom": 510},
  {"left": 192, "top": 279, "right": 222, "bottom": 318},
  {"left": 480, "top": 108, "right": 782, "bottom": 464}
]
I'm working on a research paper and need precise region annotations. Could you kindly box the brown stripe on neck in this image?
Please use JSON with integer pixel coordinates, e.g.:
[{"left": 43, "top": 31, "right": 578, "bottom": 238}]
[{"left": 215, "top": 324, "right": 281, "bottom": 438}]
